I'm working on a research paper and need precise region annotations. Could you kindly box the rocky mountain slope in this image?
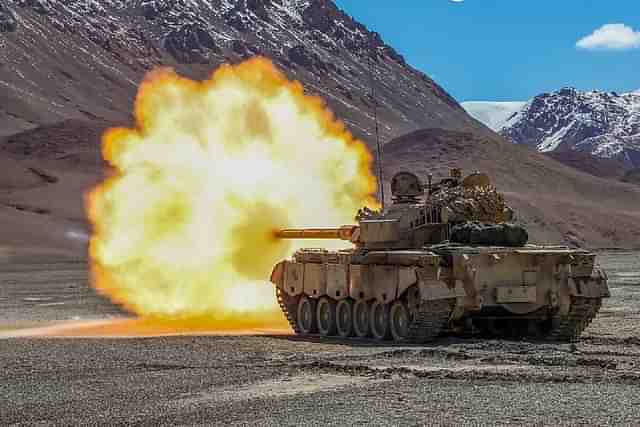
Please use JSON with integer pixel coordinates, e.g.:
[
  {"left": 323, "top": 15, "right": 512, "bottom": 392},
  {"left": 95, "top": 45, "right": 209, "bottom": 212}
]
[
  {"left": 0, "top": 0, "right": 480, "bottom": 141},
  {"left": 465, "top": 89, "right": 640, "bottom": 169}
]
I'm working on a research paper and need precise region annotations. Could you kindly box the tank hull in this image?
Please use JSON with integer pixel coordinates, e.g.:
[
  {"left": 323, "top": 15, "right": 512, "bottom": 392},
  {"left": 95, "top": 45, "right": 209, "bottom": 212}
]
[{"left": 270, "top": 245, "right": 609, "bottom": 342}]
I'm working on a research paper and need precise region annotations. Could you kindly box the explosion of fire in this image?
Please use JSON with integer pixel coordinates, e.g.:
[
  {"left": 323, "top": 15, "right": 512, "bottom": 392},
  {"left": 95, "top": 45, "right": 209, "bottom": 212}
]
[{"left": 87, "top": 57, "right": 377, "bottom": 331}]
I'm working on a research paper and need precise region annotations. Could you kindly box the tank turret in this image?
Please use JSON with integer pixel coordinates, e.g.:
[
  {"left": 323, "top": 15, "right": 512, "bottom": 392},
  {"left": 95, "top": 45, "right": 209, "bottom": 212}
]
[{"left": 277, "top": 169, "right": 522, "bottom": 249}]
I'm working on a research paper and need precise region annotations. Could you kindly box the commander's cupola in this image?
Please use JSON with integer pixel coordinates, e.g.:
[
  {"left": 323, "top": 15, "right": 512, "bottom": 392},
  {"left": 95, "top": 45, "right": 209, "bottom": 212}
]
[{"left": 390, "top": 171, "right": 423, "bottom": 204}]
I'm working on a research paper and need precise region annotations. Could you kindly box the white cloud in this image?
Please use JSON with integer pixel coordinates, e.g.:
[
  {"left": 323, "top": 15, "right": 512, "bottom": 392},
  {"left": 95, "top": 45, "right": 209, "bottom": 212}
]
[
  {"left": 450, "top": 0, "right": 464, "bottom": 2},
  {"left": 576, "top": 24, "right": 640, "bottom": 51}
]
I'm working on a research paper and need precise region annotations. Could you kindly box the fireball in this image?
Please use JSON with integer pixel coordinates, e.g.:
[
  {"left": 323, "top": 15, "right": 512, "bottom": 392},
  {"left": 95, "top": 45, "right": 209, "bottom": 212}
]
[{"left": 87, "top": 57, "right": 376, "bottom": 329}]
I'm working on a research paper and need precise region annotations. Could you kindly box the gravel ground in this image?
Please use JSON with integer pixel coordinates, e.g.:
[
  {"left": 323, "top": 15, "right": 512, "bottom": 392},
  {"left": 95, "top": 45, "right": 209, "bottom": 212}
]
[{"left": 1, "top": 251, "right": 639, "bottom": 426}]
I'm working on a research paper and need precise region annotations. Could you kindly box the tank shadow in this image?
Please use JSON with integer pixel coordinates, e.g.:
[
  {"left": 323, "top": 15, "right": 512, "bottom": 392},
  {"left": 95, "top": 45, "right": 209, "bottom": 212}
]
[
  {"left": 265, "top": 333, "right": 479, "bottom": 348},
  {"left": 264, "top": 333, "right": 587, "bottom": 347}
]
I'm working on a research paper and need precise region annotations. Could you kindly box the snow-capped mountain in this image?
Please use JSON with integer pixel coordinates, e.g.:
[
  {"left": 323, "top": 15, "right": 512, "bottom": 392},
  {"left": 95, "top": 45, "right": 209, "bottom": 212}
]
[
  {"left": 465, "top": 88, "right": 640, "bottom": 167},
  {"left": 0, "top": 0, "right": 480, "bottom": 144},
  {"left": 461, "top": 101, "right": 525, "bottom": 131}
]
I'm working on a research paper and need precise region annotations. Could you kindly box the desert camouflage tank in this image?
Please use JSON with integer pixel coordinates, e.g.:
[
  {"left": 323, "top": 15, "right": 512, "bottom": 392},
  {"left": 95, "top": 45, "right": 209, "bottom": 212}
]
[{"left": 270, "top": 169, "right": 610, "bottom": 342}]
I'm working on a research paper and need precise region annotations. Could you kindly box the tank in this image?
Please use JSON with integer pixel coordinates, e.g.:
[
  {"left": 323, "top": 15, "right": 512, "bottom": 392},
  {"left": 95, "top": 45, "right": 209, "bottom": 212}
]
[{"left": 269, "top": 169, "right": 610, "bottom": 342}]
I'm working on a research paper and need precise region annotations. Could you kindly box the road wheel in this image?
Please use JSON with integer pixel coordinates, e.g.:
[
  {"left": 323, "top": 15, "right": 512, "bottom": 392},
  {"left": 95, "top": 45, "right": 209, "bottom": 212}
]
[
  {"left": 316, "top": 297, "right": 337, "bottom": 336},
  {"left": 370, "top": 301, "right": 391, "bottom": 341},
  {"left": 353, "top": 300, "right": 371, "bottom": 338},
  {"left": 336, "top": 299, "right": 355, "bottom": 338},
  {"left": 389, "top": 301, "right": 410, "bottom": 342},
  {"left": 296, "top": 296, "right": 317, "bottom": 334}
]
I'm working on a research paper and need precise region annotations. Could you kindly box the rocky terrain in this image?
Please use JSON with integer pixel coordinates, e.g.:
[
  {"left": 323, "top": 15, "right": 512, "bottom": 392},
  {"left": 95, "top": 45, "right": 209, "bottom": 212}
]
[
  {"left": 1, "top": 0, "right": 640, "bottom": 251},
  {"left": 1, "top": 251, "right": 639, "bottom": 426}
]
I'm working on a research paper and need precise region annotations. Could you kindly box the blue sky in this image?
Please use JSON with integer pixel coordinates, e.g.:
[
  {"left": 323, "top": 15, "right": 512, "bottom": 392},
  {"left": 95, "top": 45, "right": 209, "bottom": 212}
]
[{"left": 333, "top": 0, "right": 640, "bottom": 102}]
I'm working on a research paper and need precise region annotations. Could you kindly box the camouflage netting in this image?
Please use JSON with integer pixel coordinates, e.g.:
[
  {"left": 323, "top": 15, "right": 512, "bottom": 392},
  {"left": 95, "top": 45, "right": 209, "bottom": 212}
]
[
  {"left": 430, "top": 186, "right": 507, "bottom": 223},
  {"left": 451, "top": 222, "right": 529, "bottom": 247}
]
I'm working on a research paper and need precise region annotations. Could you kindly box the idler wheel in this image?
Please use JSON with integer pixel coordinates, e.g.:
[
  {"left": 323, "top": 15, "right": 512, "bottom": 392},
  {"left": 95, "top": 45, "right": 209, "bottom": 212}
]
[
  {"left": 353, "top": 300, "right": 371, "bottom": 338},
  {"left": 316, "top": 297, "right": 337, "bottom": 336},
  {"left": 389, "top": 301, "right": 410, "bottom": 342},
  {"left": 296, "top": 296, "right": 317, "bottom": 334},
  {"left": 370, "top": 301, "right": 392, "bottom": 341},
  {"left": 336, "top": 299, "right": 355, "bottom": 338}
]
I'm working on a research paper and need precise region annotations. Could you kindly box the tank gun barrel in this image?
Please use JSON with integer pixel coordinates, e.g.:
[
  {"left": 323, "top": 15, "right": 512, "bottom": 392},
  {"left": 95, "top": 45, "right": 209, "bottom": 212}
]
[{"left": 274, "top": 225, "right": 358, "bottom": 241}]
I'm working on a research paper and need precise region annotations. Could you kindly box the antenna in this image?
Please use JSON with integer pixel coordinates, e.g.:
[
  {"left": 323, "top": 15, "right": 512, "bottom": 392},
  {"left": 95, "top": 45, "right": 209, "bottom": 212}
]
[{"left": 367, "top": 44, "right": 385, "bottom": 211}]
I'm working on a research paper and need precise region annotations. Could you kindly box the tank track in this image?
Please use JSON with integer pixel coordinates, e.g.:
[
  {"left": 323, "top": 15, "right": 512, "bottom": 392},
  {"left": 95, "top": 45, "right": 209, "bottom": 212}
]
[
  {"left": 276, "top": 288, "right": 300, "bottom": 334},
  {"left": 545, "top": 296, "right": 603, "bottom": 342},
  {"left": 408, "top": 298, "right": 456, "bottom": 343},
  {"left": 278, "top": 288, "right": 603, "bottom": 343}
]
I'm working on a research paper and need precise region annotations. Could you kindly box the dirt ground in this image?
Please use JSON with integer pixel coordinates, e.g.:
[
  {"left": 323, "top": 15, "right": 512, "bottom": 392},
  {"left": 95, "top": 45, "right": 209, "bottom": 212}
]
[{"left": 1, "top": 251, "right": 639, "bottom": 426}]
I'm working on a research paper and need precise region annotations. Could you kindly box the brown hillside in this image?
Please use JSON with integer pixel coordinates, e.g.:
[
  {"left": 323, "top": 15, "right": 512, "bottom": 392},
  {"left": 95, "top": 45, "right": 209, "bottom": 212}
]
[
  {"left": 0, "top": 120, "right": 106, "bottom": 257},
  {"left": 621, "top": 169, "right": 640, "bottom": 186},
  {"left": 3, "top": 123, "right": 640, "bottom": 257},
  {"left": 382, "top": 129, "right": 640, "bottom": 249},
  {"left": 546, "top": 150, "right": 630, "bottom": 181}
]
